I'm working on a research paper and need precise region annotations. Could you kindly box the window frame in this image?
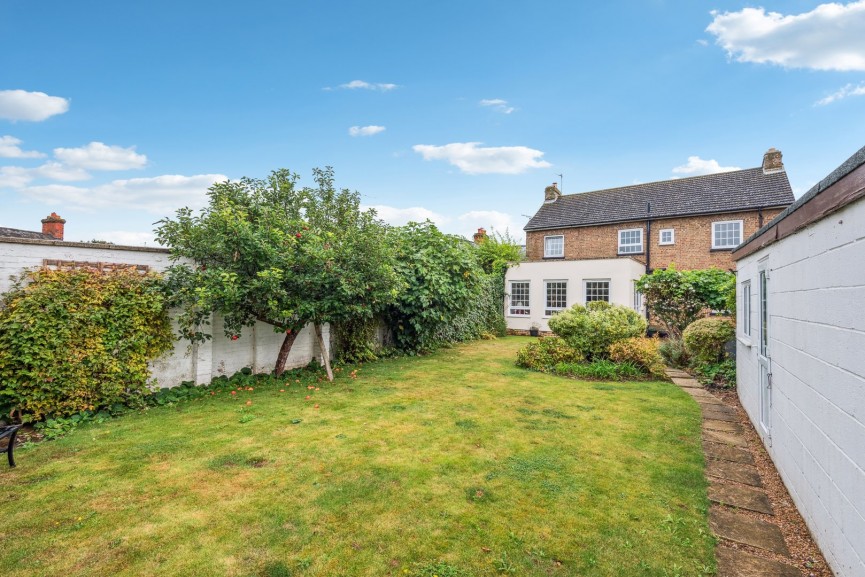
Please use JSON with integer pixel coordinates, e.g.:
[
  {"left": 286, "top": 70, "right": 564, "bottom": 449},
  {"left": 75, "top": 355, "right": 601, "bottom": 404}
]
[
  {"left": 543, "top": 235, "right": 564, "bottom": 259},
  {"left": 617, "top": 228, "right": 643, "bottom": 255},
  {"left": 712, "top": 220, "right": 744, "bottom": 250},
  {"left": 543, "top": 279, "right": 568, "bottom": 317},
  {"left": 659, "top": 228, "right": 675, "bottom": 245},
  {"left": 741, "top": 280, "right": 752, "bottom": 337},
  {"left": 584, "top": 279, "right": 611, "bottom": 304},
  {"left": 508, "top": 280, "right": 531, "bottom": 317}
]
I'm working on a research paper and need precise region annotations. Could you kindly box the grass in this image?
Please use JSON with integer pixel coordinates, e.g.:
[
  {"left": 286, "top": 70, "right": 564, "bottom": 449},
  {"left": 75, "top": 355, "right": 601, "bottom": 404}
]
[{"left": 0, "top": 337, "right": 714, "bottom": 576}]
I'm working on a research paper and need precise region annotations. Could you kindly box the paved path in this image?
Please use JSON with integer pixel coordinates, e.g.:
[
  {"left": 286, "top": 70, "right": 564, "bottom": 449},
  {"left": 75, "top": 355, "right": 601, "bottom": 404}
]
[{"left": 666, "top": 369, "right": 803, "bottom": 577}]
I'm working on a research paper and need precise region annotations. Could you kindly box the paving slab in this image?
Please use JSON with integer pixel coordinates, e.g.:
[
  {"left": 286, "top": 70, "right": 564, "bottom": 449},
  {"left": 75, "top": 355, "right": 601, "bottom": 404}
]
[
  {"left": 706, "top": 459, "right": 763, "bottom": 487},
  {"left": 710, "top": 508, "right": 790, "bottom": 556},
  {"left": 683, "top": 387, "right": 715, "bottom": 398},
  {"left": 702, "top": 409, "right": 739, "bottom": 422},
  {"left": 709, "top": 481, "right": 773, "bottom": 514},
  {"left": 696, "top": 397, "right": 726, "bottom": 407},
  {"left": 703, "top": 441, "right": 754, "bottom": 465},
  {"left": 703, "top": 419, "right": 743, "bottom": 434},
  {"left": 701, "top": 403, "right": 736, "bottom": 416},
  {"left": 703, "top": 429, "right": 749, "bottom": 447},
  {"left": 716, "top": 546, "right": 801, "bottom": 577},
  {"left": 671, "top": 377, "right": 702, "bottom": 388},
  {"left": 666, "top": 370, "right": 690, "bottom": 378}
]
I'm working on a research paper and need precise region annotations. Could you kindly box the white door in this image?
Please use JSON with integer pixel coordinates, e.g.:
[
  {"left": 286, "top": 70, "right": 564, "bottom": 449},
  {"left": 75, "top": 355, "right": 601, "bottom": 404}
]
[{"left": 757, "top": 264, "right": 771, "bottom": 440}]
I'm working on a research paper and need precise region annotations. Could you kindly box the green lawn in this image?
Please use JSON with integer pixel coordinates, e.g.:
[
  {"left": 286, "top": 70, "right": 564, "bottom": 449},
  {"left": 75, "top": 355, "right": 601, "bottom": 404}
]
[{"left": 0, "top": 337, "right": 714, "bottom": 577}]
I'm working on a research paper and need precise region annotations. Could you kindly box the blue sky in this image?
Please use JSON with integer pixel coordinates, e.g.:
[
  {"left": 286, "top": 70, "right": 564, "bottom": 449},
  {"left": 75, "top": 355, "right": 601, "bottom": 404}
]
[{"left": 1, "top": 0, "right": 864, "bottom": 244}]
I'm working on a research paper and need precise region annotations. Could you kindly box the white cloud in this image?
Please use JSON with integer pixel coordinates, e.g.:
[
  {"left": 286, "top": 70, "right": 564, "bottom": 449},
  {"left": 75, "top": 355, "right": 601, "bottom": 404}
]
[
  {"left": 0, "top": 162, "right": 91, "bottom": 188},
  {"left": 54, "top": 141, "right": 147, "bottom": 170},
  {"left": 412, "top": 142, "right": 551, "bottom": 175},
  {"left": 348, "top": 125, "right": 386, "bottom": 137},
  {"left": 0, "top": 90, "right": 70, "bottom": 121},
  {"left": 706, "top": 2, "right": 865, "bottom": 71},
  {"left": 0, "top": 135, "right": 45, "bottom": 158},
  {"left": 0, "top": 166, "right": 34, "bottom": 188},
  {"left": 815, "top": 82, "right": 865, "bottom": 106},
  {"left": 479, "top": 98, "right": 515, "bottom": 114},
  {"left": 337, "top": 80, "right": 398, "bottom": 91},
  {"left": 366, "top": 204, "right": 448, "bottom": 228},
  {"left": 18, "top": 174, "right": 228, "bottom": 214},
  {"left": 672, "top": 156, "right": 741, "bottom": 176}
]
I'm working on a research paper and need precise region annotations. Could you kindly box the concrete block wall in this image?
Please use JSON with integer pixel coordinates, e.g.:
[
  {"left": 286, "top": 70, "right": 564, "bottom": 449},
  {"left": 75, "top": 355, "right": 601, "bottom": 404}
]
[
  {"left": 0, "top": 238, "right": 328, "bottom": 388},
  {"left": 524, "top": 209, "right": 784, "bottom": 270},
  {"left": 736, "top": 198, "right": 865, "bottom": 577}
]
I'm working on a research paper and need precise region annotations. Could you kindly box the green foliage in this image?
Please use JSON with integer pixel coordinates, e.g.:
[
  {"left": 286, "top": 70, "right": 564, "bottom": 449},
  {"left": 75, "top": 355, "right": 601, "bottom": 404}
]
[
  {"left": 475, "top": 228, "right": 523, "bottom": 275},
  {"left": 436, "top": 273, "right": 507, "bottom": 344},
  {"left": 333, "top": 316, "right": 381, "bottom": 363},
  {"left": 515, "top": 337, "right": 584, "bottom": 371},
  {"left": 658, "top": 338, "right": 690, "bottom": 368},
  {"left": 155, "top": 167, "right": 398, "bottom": 374},
  {"left": 547, "top": 301, "right": 647, "bottom": 360},
  {"left": 553, "top": 359, "right": 646, "bottom": 381},
  {"left": 683, "top": 317, "right": 736, "bottom": 366},
  {"left": 635, "top": 266, "right": 735, "bottom": 337},
  {"left": 608, "top": 337, "right": 667, "bottom": 378},
  {"left": 0, "top": 268, "right": 173, "bottom": 421},
  {"left": 383, "top": 221, "right": 484, "bottom": 352},
  {"left": 693, "top": 359, "right": 737, "bottom": 388}
]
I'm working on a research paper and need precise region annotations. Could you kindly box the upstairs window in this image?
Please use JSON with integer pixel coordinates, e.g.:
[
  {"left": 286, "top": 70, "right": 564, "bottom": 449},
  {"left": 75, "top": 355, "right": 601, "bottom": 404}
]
[
  {"left": 544, "top": 235, "right": 564, "bottom": 258},
  {"left": 659, "top": 229, "right": 675, "bottom": 245},
  {"left": 618, "top": 228, "right": 643, "bottom": 254},
  {"left": 712, "top": 220, "right": 743, "bottom": 249},
  {"left": 508, "top": 281, "right": 530, "bottom": 316},
  {"left": 544, "top": 280, "right": 567, "bottom": 316}
]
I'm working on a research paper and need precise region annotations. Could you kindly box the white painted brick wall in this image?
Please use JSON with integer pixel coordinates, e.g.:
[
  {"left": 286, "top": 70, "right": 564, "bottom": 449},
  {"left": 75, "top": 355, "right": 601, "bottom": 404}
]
[
  {"left": 0, "top": 238, "right": 328, "bottom": 388},
  {"left": 736, "top": 198, "right": 865, "bottom": 577}
]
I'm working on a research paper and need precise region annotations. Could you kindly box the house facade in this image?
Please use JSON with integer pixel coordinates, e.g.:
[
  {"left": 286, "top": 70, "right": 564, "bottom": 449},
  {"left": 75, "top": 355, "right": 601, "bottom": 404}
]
[
  {"left": 733, "top": 145, "right": 865, "bottom": 577},
  {"left": 506, "top": 149, "right": 794, "bottom": 333}
]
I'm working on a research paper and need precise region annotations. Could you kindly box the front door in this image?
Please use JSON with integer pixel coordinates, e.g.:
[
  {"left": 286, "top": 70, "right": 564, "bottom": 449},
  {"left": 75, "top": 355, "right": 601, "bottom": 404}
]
[{"left": 757, "top": 263, "right": 771, "bottom": 440}]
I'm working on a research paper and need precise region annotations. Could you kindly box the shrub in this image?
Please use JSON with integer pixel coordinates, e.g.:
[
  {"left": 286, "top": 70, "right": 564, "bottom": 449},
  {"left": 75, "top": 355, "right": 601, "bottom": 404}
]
[
  {"left": 608, "top": 337, "right": 667, "bottom": 378},
  {"left": 547, "top": 301, "right": 647, "bottom": 360},
  {"left": 516, "top": 337, "right": 583, "bottom": 371},
  {"left": 658, "top": 338, "right": 690, "bottom": 368},
  {"left": 693, "top": 359, "right": 737, "bottom": 388},
  {"left": 683, "top": 317, "right": 735, "bottom": 366},
  {"left": 0, "top": 268, "right": 173, "bottom": 421}
]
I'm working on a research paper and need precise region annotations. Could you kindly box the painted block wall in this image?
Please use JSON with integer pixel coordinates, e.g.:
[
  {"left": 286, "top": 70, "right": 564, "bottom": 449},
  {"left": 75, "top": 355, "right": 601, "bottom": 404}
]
[
  {"left": 503, "top": 258, "right": 645, "bottom": 332},
  {"left": 0, "top": 238, "right": 328, "bottom": 388},
  {"left": 736, "top": 198, "right": 865, "bottom": 577}
]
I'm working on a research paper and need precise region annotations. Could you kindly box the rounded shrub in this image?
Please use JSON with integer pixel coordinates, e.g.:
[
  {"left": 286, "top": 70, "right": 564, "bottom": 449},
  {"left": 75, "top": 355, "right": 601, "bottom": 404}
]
[
  {"left": 516, "top": 337, "right": 583, "bottom": 371},
  {"left": 547, "top": 301, "right": 647, "bottom": 360},
  {"left": 682, "top": 317, "right": 736, "bottom": 366},
  {"left": 608, "top": 337, "right": 667, "bottom": 378}
]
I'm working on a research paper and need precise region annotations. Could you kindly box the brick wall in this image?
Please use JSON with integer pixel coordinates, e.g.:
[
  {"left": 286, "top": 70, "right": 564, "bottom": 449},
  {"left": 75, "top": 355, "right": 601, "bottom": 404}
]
[{"left": 525, "top": 209, "right": 785, "bottom": 271}]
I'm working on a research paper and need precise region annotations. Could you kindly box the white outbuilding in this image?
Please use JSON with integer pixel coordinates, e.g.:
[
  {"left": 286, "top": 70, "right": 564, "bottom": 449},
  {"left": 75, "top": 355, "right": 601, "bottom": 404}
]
[{"left": 732, "top": 145, "right": 865, "bottom": 577}]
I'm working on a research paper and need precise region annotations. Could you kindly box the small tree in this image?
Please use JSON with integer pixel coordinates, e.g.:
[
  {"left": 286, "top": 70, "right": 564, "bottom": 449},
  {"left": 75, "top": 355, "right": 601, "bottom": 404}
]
[
  {"left": 475, "top": 228, "right": 523, "bottom": 275},
  {"left": 156, "top": 168, "right": 397, "bottom": 379},
  {"left": 635, "top": 265, "right": 735, "bottom": 338}
]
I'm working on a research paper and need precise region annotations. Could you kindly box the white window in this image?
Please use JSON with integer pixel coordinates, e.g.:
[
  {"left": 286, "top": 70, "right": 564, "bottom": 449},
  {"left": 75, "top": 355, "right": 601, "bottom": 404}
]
[
  {"left": 633, "top": 285, "right": 643, "bottom": 312},
  {"left": 544, "top": 280, "right": 567, "bottom": 316},
  {"left": 618, "top": 228, "right": 643, "bottom": 254},
  {"left": 508, "top": 281, "right": 530, "bottom": 317},
  {"left": 712, "top": 220, "right": 743, "bottom": 249},
  {"left": 659, "top": 228, "right": 675, "bottom": 245},
  {"left": 584, "top": 279, "right": 610, "bottom": 303},
  {"left": 544, "top": 235, "right": 564, "bottom": 258},
  {"left": 741, "top": 280, "right": 751, "bottom": 336}
]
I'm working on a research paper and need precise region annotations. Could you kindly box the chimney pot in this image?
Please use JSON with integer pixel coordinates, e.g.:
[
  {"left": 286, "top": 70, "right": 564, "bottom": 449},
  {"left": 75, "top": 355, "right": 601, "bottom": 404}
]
[
  {"left": 41, "top": 212, "right": 66, "bottom": 240},
  {"left": 472, "top": 227, "right": 488, "bottom": 244},
  {"left": 762, "top": 148, "right": 784, "bottom": 175}
]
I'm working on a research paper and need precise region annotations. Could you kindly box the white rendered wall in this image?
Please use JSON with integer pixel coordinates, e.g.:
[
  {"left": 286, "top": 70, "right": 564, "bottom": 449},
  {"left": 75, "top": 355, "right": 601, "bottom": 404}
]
[
  {"left": 503, "top": 258, "right": 646, "bottom": 332},
  {"left": 0, "top": 239, "right": 328, "bottom": 388},
  {"left": 736, "top": 198, "right": 865, "bottom": 577}
]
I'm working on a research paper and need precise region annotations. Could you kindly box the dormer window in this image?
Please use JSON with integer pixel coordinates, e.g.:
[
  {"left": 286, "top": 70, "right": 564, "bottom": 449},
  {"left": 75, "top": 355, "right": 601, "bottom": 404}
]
[{"left": 544, "top": 235, "right": 564, "bottom": 258}]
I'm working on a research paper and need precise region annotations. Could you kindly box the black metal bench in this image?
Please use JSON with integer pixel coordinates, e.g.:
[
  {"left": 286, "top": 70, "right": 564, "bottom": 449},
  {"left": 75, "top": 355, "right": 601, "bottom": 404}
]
[{"left": 1, "top": 425, "right": 22, "bottom": 467}]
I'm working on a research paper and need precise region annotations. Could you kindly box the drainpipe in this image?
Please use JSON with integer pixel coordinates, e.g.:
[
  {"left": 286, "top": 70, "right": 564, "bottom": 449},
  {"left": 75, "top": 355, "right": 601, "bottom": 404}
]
[
  {"left": 758, "top": 207, "right": 764, "bottom": 228},
  {"left": 645, "top": 202, "right": 651, "bottom": 322}
]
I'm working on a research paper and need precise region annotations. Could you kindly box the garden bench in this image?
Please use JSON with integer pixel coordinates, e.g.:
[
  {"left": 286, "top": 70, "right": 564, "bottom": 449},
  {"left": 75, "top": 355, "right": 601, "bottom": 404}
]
[{"left": 1, "top": 425, "right": 22, "bottom": 467}]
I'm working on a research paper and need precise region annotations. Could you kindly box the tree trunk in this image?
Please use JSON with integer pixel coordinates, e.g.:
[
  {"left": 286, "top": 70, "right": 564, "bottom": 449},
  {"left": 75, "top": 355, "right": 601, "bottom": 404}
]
[
  {"left": 314, "top": 323, "right": 334, "bottom": 382},
  {"left": 274, "top": 330, "right": 298, "bottom": 376}
]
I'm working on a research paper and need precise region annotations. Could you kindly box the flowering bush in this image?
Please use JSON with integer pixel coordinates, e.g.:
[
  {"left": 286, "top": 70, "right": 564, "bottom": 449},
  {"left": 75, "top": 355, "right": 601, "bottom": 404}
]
[
  {"left": 608, "top": 337, "right": 667, "bottom": 378},
  {"left": 547, "top": 301, "right": 647, "bottom": 360}
]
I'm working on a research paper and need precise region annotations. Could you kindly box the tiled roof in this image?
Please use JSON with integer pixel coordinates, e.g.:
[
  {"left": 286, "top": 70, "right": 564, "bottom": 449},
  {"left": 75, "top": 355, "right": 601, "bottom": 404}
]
[
  {"left": 524, "top": 167, "right": 794, "bottom": 231},
  {"left": 0, "top": 227, "right": 56, "bottom": 240}
]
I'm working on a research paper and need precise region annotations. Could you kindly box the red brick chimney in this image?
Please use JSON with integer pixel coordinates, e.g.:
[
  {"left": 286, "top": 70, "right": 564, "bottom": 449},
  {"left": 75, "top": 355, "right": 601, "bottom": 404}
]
[
  {"left": 544, "top": 182, "right": 561, "bottom": 203},
  {"left": 41, "top": 212, "right": 66, "bottom": 240},
  {"left": 473, "top": 227, "right": 487, "bottom": 244}
]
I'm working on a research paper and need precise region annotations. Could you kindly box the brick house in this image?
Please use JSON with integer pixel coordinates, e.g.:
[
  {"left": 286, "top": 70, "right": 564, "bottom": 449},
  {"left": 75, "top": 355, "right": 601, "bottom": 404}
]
[{"left": 505, "top": 149, "right": 794, "bottom": 333}]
